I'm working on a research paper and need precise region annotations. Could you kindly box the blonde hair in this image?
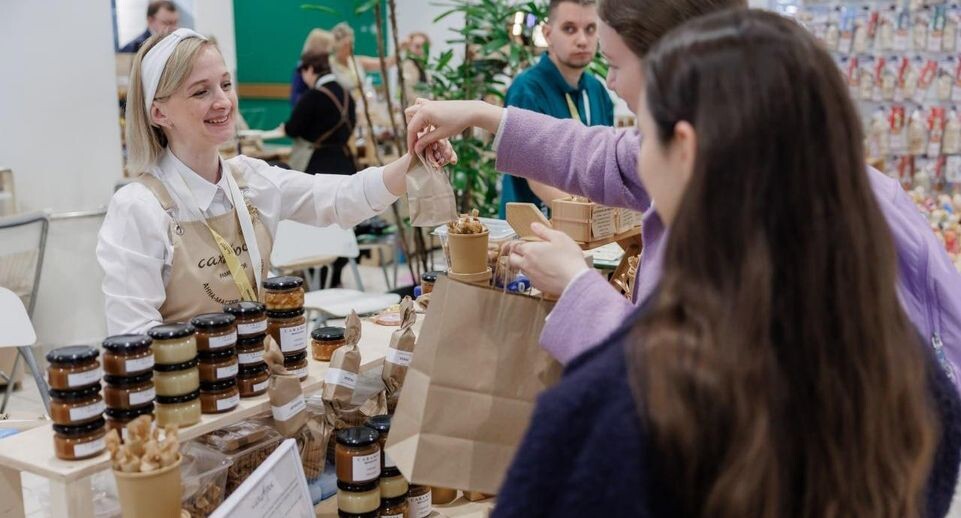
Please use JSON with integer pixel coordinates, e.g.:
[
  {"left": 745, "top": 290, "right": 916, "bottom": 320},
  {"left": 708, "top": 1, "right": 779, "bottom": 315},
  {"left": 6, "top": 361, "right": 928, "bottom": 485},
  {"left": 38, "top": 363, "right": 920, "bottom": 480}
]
[
  {"left": 125, "top": 33, "right": 214, "bottom": 173},
  {"left": 302, "top": 28, "right": 334, "bottom": 56},
  {"left": 331, "top": 22, "right": 355, "bottom": 51}
]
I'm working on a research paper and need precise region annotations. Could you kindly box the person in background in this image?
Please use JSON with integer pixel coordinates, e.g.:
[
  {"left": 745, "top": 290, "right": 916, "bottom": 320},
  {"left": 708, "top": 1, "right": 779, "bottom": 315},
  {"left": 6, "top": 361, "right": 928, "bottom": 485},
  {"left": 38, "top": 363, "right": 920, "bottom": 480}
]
[
  {"left": 284, "top": 51, "right": 357, "bottom": 175},
  {"left": 498, "top": 0, "right": 613, "bottom": 218},
  {"left": 493, "top": 10, "right": 961, "bottom": 517},
  {"left": 331, "top": 22, "right": 397, "bottom": 94},
  {"left": 119, "top": 0, "right": 179, "bottom": 54},
  {"left": 406, "top": 0, "right": 961, "bottom": 391},
  {"left": 401, "top": 32, "right": 431, "bottom": 105},
  {"left": 290, "top": 29, "right": 335, "bottom": 107}
]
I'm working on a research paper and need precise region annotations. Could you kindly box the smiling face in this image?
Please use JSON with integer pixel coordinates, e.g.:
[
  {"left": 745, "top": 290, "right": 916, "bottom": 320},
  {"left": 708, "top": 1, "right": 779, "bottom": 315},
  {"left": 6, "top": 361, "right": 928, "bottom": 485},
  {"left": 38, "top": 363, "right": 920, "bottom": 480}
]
[
  {"left": 150, "top": 45, "right": 236, "bottom": 151},
  {"left": 599, "top": 20, "right": 644, "bottom": 114}
]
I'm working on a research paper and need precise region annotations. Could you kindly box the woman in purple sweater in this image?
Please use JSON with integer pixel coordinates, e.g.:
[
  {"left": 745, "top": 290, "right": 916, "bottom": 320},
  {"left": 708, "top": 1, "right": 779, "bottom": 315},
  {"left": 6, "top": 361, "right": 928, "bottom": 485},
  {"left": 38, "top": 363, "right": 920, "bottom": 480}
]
[{"left": 407, "top": 0, "right": 961, "bottom": 388}]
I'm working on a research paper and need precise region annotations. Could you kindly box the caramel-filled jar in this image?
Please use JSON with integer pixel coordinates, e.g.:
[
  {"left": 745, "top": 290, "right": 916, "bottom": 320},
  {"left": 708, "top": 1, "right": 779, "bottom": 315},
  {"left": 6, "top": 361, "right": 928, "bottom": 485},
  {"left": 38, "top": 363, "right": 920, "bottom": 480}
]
[
  {"left": 101, "top": 334, "right": 154, "bottom": 377},
  {"left": 199, "top": 379, "right": 240, "bottom": 414},
  {"left": 236, "top": 334, "right": 266, "bottom": 366},
  {"left": 311, "top": 326, "right": 346, "bottom": 362},
  {"left": 284, "top": 351, "right": 308, "bottom": 381},
  {"left": 103, "top": 372, "right": 156, "bottom": 409},
  {"left": 46, "top": 346, "right": 101, "bottom": 390},
  {"left": 267, "top": 308, "right": 307, "bottom": 354},
  {"left": 53, "top": 417, "right": 107, "bottom": 461},
  {"left": 224, "top": 301, "right": 268, "bottom": 338},
  {"left": 49, "top": 384, "right": 105, "bottom": 426},
  {"left": 421, "top": 271, "right": 440, "bottom": 294},
  {"left": 262, "top": 276, "right": 304, "bottom": 311},
  {"left": 191, "top": 313, "right": 237, "bottom": 354},
  {"left": 237, "top": 363, "right": 269, "bottom": 398},
  {"left": 336, "top": 427, "right": 381, "bottom": 483},
  {"left": 105, "top": 404, "right": 154, "bottom": 441},
  {"left": 197, "top": 347, "right": 239, "bottom": 384},
  {"left": 147, "top": 323, "right": 197, "bottom": 365}
]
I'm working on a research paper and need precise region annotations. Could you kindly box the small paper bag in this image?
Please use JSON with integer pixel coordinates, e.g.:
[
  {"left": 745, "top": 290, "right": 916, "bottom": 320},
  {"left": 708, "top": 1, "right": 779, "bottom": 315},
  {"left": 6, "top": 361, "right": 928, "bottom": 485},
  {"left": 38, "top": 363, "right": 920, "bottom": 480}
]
[{"left": 406, "top": 151, "right": 458, "bottom": 227}]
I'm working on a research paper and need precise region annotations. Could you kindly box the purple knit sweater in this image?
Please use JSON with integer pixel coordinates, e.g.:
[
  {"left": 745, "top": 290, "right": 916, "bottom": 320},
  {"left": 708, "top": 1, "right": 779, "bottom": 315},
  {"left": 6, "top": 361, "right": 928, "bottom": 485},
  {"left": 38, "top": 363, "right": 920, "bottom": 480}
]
[{"left": 495, "top": 107, "right": 961, "bottom": 390}]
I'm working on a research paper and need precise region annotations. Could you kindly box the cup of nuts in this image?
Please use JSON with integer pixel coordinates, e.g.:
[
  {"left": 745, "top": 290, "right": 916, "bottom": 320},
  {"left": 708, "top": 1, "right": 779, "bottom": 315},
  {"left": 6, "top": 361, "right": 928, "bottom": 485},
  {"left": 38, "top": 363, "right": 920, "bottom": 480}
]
[
  {"left": 107, "top": 416, "right": 183, "bottom": 518},
  {"left": 446, "top": 210, "right": 490, "bottom": 274}
]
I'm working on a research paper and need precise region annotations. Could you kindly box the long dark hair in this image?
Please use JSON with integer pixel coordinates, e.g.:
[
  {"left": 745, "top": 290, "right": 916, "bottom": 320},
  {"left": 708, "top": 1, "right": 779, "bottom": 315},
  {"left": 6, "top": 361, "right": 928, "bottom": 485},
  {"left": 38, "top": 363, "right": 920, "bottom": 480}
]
[
  {"left": 598, "top": 0, "right": 747, "bottom": 57},
  {"left": 630, "top": 9, "right": 938, "bottom": 518}
]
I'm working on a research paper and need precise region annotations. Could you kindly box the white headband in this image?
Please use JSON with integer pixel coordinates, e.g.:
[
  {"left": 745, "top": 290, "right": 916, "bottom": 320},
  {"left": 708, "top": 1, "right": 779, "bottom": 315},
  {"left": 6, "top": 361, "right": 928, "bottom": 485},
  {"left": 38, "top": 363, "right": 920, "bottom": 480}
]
[{"left": 141, "top": 28, "right": 207, "bottom": 112}]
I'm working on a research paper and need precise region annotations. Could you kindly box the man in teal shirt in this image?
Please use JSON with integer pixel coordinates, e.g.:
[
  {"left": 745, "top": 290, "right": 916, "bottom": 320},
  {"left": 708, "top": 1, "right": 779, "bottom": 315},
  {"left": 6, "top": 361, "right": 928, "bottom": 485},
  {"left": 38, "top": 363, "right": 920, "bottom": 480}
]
[{"left": 499, "top": 0, "right": 614, "bottom": 218}]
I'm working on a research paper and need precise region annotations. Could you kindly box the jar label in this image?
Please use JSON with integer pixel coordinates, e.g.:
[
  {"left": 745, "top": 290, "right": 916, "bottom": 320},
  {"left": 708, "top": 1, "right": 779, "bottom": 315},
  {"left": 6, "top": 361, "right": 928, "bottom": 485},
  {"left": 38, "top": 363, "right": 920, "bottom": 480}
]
[
  {"left": 238, "top": 350, "right": 264, "bottom": 365},
  {"left": 252, "top": 380, "right": 269, "bottom": 393},
  {"left": 272, "top": 394, "right": 306, "bottom": 422},
  {"left": 73, "top": 436, "right": 105, "bottom": 458},
  {"left": 67, "top": 367, "right": 102, "bottom": 388},
  {"left": 382, "top": 514, "right": 404, "bottom": 518},
  {"left": 280, "top": 323, "right": 307, "bottom": 352},
  {"left": 288, "top": 366, "right": 308, "bottom": 379},
  {"left": 217, "top": 363, "right": 239, "bottom": 379},
  {"left": 386, "top": 348, "right": 413, "bottom": 367},
  {"left": 209, "top": 331, "right": 238, "bottom": 350},
  {"left": 125, "top": 355, "right": 155, "bottom": 373},
  {"left": 69, "top": 400, "right": 106, "bottom": 422},
  {"left": 121, "top": 428, "right": 129, "bottom": 441},
  {"left": 130, "top": 386, "right": 156, "bottom": 406},
  {"left": 217, "top": 393, "right": 240, "bottom": 411},
  {"left": 409, "top": 492, "right": 433, "bottom": 518},
  {"left": 385, "top": 451, "right": 396, "bottom": 469},
  {"left": 324, "top": 368, "right": 357, "bottom": 390},
  {"left": 238, "top": 319, "right": 267, "bottom": 335},
  {"left": 352, "top": 451, "right": 381, "bottom": 482}
]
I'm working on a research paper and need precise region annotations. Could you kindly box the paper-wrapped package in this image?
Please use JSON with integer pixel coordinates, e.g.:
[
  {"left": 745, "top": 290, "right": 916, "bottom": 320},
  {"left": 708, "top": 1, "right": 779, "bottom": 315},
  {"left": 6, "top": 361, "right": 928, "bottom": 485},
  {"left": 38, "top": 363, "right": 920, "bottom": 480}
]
[
  {"left": 322, "top": 311, "right": 362, "bottom": 408},
  {"left": 382, "top": 297, "right": 417, "bottom": 397},
  {"left": 265, "top": 336, "right": 308, "bottom": 437}
]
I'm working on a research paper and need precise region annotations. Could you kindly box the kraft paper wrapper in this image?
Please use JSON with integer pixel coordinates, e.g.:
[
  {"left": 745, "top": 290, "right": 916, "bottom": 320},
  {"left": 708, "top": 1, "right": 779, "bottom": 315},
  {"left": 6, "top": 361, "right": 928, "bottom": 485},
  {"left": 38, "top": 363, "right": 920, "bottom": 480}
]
[
  {"left": 382, "top": 296, "right": 417, "bottom": 397},
  {"left": 406, "top": 151, "right": 458, "bottom": 227},
  {"left": 322, "top": 311, "right": 362, "bottom": 408},
  {"left": 265, "top": 337, "right": 307, "bottom": 437}
]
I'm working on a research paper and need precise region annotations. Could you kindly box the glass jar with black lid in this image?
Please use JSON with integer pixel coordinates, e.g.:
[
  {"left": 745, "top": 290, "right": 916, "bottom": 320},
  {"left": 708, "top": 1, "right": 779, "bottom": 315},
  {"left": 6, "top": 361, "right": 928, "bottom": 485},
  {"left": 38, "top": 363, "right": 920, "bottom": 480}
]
[
  {"left": 46, "top": 345, "right": 101, "bottom": 391},
  {"left": 267, "top": 308, "right": 307, "bottom": 355},
  {"left": 49, "top": 383, "right": 105, "bottom": 426},
  {"left": 148, "top": 323, "right": 197, "bottom": 365},
  {"left": 262, "top": 276, "right": 305, "bottom": 311},
  {"left": 191, "top": 313, "right": 237, "bottom": 354},
  {"left": 105, "top": 403, "right": 155, "bottom": 440},
  {"left": 102, "top": 334, "right": 154, "bottom": 377},
  {"left": 103, "top": 371, "right": 156, "bottom": 409},
  {"left": 224, "top": 301, "right": 268, "bottom": 338}
]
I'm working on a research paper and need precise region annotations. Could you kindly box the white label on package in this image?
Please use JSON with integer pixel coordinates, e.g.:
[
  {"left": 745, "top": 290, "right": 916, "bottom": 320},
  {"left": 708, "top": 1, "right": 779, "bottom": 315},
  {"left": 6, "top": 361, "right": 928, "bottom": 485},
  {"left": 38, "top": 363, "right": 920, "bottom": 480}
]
[
  {"left": 238, "top": 350, "right": 264, "bottom": 365},
  {"left": 69, "top": 400, "right": 106, "bottom": 422},
  {"left": 125, "top": 355, "right": 155, "bottom": 373},
  {"left": 385, "top": 451, "right": 397, "bottom": 468},
  {"left": 217, "top": 364, "right": 239, "bottom": 379},
  {"left": 590, "top": 206, "right": 616, "bottom": 239},
  {"left": 352, "top": 452, "right": 381, "bottom": 482},
  {"left": 382, "top": 514, "right": 404, "bottom": 518},
  {"left": 252, "top": 380, "right": 269, "bottom": 393},
  {"left": 324, "top": 368, "right": 357, "bottom": 390},
  {"left": 386, "top": 348, "right": 413, "bottom": 367},
  {"left": 272, "top": 394, "right": 306, "bottom": 422},
  {"left": 67, "top": 368, "right": 102, "bottom": 388},
  {"left": 409, "top": 492, "right": 433, "bottom": 518},
  {"left": 208, "top": 331, "right": 237, "bottom": 350},
  {"left": 237, "top": 319, "right": 267, "bottom": 335},
  {"left": 73, "top": 437, "right": 106, "bottom": 458},
  {"left": 129, "top": 386, "right": 156, "bottom": 406},
  {"left": 280, "top": 323, "right": 307, "bottom": 352},
  {"left": 217, "top": 393, "right": 240, "bottom": 411}
]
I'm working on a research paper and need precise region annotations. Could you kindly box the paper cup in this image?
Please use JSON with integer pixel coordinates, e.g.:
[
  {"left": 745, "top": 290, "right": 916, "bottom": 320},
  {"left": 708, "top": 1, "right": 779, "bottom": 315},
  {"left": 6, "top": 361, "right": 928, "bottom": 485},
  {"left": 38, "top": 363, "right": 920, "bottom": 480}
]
[
  {"left": 113, "top": 455, "right": 183, "bottom": 518},
  {"left": 447, "top": 268, "right": 492, "bottom": 287},
  {"left": 447, "top": 230, "right": 489, "bottom": 274}
]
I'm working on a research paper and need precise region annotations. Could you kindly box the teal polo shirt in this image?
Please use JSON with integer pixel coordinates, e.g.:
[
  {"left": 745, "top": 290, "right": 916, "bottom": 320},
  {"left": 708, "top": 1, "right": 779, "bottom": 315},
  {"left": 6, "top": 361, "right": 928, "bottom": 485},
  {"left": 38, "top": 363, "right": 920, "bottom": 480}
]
[{"left": 499, "top": 53, "right": 614, "bottom": 218}]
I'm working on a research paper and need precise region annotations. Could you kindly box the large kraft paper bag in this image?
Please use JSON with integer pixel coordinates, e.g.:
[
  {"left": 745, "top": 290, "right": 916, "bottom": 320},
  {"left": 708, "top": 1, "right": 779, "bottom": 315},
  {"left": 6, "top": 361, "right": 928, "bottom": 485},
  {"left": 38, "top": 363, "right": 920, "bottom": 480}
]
[{"left": 385, "top": 276, "right": 562, "bottom": 494}]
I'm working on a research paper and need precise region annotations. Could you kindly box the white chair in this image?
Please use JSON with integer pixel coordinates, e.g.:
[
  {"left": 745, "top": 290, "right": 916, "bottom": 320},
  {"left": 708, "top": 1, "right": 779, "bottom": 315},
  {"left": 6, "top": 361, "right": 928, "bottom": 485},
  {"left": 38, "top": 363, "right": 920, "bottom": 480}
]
[
  {"left": 32, "top": 209, "right": 108, "bottom": 352},
  {"left": 0, "top": 212, "right": 49, "bottom": 412},
  {"left": 270, "top": 220, "right": 365, "bottom": 291}
]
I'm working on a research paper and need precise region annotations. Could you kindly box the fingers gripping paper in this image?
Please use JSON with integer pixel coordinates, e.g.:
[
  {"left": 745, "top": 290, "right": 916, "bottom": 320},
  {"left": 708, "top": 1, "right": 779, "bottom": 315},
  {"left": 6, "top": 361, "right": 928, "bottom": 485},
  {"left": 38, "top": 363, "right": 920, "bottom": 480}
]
[
  {"left": 384, "top": 277, "right": 563, "bottom": 494},
  {"left": 406, "top": 151, "right": 458, "bottom": 227}
]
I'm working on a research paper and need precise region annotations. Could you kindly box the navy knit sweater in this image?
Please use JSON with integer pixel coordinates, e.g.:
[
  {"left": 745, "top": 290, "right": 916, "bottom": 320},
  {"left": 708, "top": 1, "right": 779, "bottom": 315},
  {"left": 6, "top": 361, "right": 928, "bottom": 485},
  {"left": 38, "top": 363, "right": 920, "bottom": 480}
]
[{"left": 493, "top": 317, "right": 961, "bottom": 517}]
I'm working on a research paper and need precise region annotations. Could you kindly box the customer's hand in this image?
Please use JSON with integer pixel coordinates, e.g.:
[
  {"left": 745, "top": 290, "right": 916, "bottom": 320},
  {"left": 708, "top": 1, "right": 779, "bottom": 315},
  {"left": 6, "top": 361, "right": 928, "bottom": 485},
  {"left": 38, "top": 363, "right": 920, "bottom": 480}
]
[
  {"left": 508, "top": 223, "right": 589, "bottom": 296},
  {"left": 406, "top": 99, "right": 504, "bottom": 155}
]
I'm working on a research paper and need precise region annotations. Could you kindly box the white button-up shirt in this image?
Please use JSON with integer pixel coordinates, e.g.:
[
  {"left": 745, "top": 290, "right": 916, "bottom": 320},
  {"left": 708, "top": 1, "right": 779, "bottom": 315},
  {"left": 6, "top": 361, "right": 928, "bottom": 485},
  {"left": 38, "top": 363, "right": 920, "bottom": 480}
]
[{"left": 97, "top": 150, "right": 397, "bottom": 335}]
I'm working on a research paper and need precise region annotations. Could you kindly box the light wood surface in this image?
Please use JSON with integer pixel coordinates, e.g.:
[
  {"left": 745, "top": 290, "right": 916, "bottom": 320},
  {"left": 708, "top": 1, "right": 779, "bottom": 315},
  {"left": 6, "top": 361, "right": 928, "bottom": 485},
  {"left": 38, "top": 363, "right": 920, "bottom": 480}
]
[
  {"left": 314, "top": 493, "right": 495, "bottom": 517},
  {"left": 577, "top": 227, "right": 641, "bottom": 250}
]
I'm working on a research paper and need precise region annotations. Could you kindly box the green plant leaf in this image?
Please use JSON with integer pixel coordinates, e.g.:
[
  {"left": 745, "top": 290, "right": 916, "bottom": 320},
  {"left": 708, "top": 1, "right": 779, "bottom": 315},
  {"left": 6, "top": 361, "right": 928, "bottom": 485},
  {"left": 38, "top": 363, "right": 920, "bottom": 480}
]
[
  {"left": 299, "top": 4, "right": 339, "bottom": 15},
  {"left": 354, "top": 0, "right": 380, "bottom": 15}
]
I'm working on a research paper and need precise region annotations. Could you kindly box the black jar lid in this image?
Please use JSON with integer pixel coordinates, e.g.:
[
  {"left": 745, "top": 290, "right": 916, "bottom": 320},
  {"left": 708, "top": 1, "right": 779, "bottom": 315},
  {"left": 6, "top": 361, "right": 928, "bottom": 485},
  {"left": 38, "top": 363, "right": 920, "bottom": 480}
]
[
  {"left": 147, "top": 323, "right": 195, "bottom": 340},
  {"left": 223, "top": 301, "right": 266, "bottom": 317},
  {"left": 337, "top": 511, "right": 379, "bottom": 518},
  {"left": 336, "top": 426, "right": 379, "bottom": 447},
  {"left": 102, "top": 335, "right": 152, "bottom": 353},
  {"left": 198, "top": 347, "right": 237, "bottom": 361},
  {"left": 46, "top": 345, "right": 99, "bottom": 364},
  {"left": 382, "top": 466, "right": 402, "bottom": 478},
  {"left": 284, "top": 350, "right": 308, "bottom": 363},
  {"left": 190, "top": 312, "right": 236, "bottom": 330},
  {"left": 266, "top": 308, "right": 305, "bottom": 319},
  {"left": 104, "top": 371, "right": 153, "bottom": 386},
  {"left": 239, "top": 362, "right": 268, "bottom": 376},
  {"left": 263, "top": 276, "right": 304, "bottom": 290},
  {"left": 105, "top": 403, "right": 155, "bottom": 420},
  {"left": 311, "top": 326, "right": 345, "bottom": 341},
  {"left": 364, "top": 414, "right": 390, "bottom": 434},
  {"left": 49, "top": 383, "right": 102, "bottom": 401},
  {"left": 421, "top": 271, "right": 440, "bottom": 283},
  {"left": 53, "top": 417, "right": 106, "bottom": 437},
  {"left": 153, "top": 358, "right": 198, "bottom": 372},
  {"left": 336, "top": 479, "right": 379, "bottom": 493},
  {"left": 237, "top": 333, "right": 266, "bottom": 347},
  {"left": 156, "top": 390, "right": 200, "bottom": 405},
  {"left": 200, "top": 378, "right": 237, "bottom": 392},
  {"left": 381, "top": 495, "right": 409, "bottom": 509}
]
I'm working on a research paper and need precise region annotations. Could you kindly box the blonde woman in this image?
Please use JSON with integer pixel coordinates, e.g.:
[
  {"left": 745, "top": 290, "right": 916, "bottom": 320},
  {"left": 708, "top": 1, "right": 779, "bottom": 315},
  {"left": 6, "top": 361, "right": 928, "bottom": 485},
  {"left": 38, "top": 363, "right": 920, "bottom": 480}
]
[
  {"left": 330, "top": 22, "right": 397, "bottom": 93},
  {"left": 291, "top": 28, "right": 335, "bottom": 106},
  {"left": 98, "top": 29, "right": 451, "bottom": 334}
]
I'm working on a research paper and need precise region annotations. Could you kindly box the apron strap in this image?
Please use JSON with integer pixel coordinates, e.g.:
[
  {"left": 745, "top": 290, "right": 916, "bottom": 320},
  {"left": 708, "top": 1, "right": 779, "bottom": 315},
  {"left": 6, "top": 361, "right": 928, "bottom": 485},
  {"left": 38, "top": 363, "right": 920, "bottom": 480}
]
[
  {"left": 134, "top": 173, "right": 177, "bottom": 211},
  {"left": 223, "top": 160, "right": 264, "bottom": 297}
]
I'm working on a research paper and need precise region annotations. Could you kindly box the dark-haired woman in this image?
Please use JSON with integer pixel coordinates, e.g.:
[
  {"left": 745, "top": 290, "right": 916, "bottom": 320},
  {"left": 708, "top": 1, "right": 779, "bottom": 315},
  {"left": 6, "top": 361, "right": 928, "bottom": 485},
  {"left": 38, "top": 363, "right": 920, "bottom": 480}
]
[
  {"left": 284, "top": 51, "right": 357, "bottom": 175},
  {"left": 493, "top": 10, "right": 961, "bottom": 517},
  {"left": 406, "top": 0, "right": 961, "bottom": 387}
]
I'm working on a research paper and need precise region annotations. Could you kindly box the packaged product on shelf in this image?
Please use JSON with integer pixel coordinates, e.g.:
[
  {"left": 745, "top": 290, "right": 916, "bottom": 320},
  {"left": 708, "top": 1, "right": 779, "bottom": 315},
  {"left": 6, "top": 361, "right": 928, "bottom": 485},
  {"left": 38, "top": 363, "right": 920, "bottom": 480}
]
[
  {"left": 929, "top": 4, "right": 947, "bottom": 52},
  {"left": 897, "top": 154, "right": 916, "bottom": 188},
  {"left": 382, "top": 297, "right": 416, "bottom": 399},
  {"left": 928, "top": 107, "right": 947, "bottom": 157},
  {"left": 953, "top": 59, "right": 961, "bottom": 103},
  {"left": 890, "top": 105, "right": 908, "bottom": 154},
  {"left": 874, "top": 56, "right": 895, "bottom": 102},
  {"left": 180, "top": 442, "right": 231, "bottom": 518},
  {"left": 950, "top": 6, "right": 961, "bottom": 53},
  {"left": 948, "top": 155, "right": 961, "bottom": 183},
  {"left": 938, "top": 59, "right": 955, "bottom": 101},
  {"left": 853, "top": 9, "right": 870, "bottom": 53},
  {"left": 945, "top": 110, "right": 961, "bottom": 155},
  {"left": 896, "top": 57, "right": 914, "bottom": 102},
  {"left": 914, "top": 59, "right": 938, "bottom": 104},
  {"left": 323, "top": 311, "right": 362, "bottom": 408},
  {"left": 868, "top": 109, "right": 890, "bottom": 160},
  {"left": 846, "top": 57, "right": 860, "bottom": 100},
  {"left": 895, "top": 8, "right": 911, "bottom": 51},
  {"left": 913, "top": 10, "right": 930, "bottom": 51},
  {"left": 839, "top": 7, "right": 856, "bottom": 54},
  {"left": 859, "top": 57, "right": 875, "bottom": 100},
  {"left": 908, "top": 108, "right": 929, "bottom": 155},
  {"left": 265, "top": 339, "right": 308, "bottom": 436},
  {"left": 194, "top": 420, "right": 283, "bottom": 495}
]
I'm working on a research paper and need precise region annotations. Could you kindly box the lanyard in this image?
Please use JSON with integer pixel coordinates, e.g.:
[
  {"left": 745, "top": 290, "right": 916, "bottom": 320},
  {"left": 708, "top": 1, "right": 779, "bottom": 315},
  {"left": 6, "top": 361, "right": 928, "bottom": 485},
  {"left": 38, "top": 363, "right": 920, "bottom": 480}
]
[
  {"left": 565, "top": 91, "right": 591, "bottom": 125},
  {"left": 168, "top": 162, "right": 262, "bottom": 301}
]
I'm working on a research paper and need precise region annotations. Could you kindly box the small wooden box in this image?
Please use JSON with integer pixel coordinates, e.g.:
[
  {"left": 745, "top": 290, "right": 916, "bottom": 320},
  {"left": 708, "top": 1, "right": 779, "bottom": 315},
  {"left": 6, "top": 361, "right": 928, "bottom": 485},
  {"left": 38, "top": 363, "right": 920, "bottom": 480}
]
[
  {"left": 550, "top": 197, "right": 616, "bottom": 243},
  {"left": 615, "top": 207, "right": 642, "bottom": 233}
]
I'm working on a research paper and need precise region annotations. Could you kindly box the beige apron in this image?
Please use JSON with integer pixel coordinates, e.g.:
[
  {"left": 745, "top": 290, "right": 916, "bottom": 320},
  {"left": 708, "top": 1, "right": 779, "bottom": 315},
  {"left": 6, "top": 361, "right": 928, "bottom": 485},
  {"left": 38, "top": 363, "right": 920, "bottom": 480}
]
[{"left": 135, "top": 164, "right": 274, "bottom": 324}]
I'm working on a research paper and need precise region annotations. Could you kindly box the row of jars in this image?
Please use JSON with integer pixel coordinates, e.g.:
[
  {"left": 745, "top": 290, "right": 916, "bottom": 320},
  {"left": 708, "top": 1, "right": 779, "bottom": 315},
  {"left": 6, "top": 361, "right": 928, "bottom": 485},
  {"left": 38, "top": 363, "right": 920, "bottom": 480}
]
[
  {"left": 263, "top": 276, "right": 310, "bottom": 377},
  {"left": 46, "top": 345, "right": 107, "bottom": 460}
]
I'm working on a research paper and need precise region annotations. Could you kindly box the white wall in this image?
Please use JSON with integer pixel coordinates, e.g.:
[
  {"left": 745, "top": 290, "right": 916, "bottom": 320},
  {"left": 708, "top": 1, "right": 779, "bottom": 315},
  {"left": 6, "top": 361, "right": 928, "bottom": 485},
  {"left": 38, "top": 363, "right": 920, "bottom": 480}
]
[
  {"left": 391, "top": 0, "right": 464, "bottom": 60},
  {"left": 193, "top": 0, "right": 237, "bottom": 78},
  {"left": 0, "top": 0, "right": 124, "bottom": 213}
]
